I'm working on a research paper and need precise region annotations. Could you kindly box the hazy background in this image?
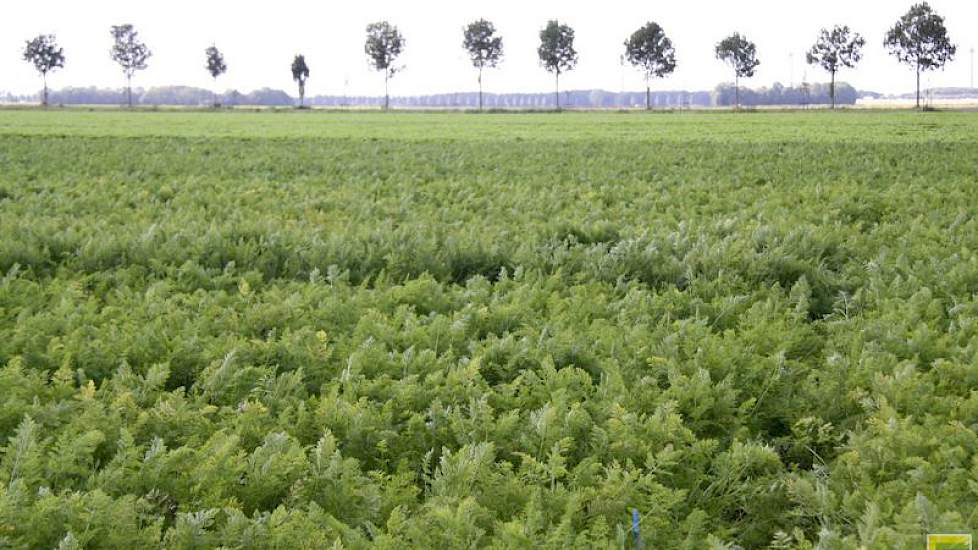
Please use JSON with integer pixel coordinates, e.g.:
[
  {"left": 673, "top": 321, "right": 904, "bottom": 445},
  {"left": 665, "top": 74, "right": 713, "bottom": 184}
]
[{"left": 2, "top": 0, "right": 975, "bottom": 97}]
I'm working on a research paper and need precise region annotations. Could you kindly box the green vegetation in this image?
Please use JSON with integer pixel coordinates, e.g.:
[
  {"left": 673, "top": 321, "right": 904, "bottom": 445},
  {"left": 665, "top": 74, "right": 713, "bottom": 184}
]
[{"left": 2, "top": 110, "right": 978, "bottom": 548}]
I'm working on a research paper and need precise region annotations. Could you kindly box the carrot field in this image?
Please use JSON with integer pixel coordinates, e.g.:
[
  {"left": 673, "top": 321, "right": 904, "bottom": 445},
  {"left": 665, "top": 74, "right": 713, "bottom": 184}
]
[{"left": 1, "top": 109, "right": 978, "bottom": 548}]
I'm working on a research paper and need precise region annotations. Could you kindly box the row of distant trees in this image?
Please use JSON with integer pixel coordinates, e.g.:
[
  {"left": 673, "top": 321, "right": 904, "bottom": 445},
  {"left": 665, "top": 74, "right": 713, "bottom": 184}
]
[
  {"left": 22, "top": 2, "right": 956, "bottom": 111},
  {"left": 7, "top": 83, "right": 855, "bottom": 108}
]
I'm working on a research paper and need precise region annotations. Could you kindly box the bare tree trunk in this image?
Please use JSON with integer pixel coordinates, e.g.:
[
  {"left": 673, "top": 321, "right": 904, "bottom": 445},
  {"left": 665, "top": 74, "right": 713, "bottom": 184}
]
[
  {"left": 734, "top": 74, "right": 739, "bottom": 109},
  {"left": 127, "top": 75, "right": 132, "bottom": 108},
  {"left": 42, "top": 73, "right": 48, "bottom": 107},
  {"left": 555, "top": 72, "right": 560, "bottom": 110},
  {"left": 916, "top": 65, "right": 921, "bottom": 109},
  {"left": 830, "top": 71, "right": 836, "bottom": 109},
  {"left": 385, "top": 73, "right": 389, "bottom": 110},
  {"left": 299, "top": 82, "right": 305, "bottom": 107},
  {"left": 645, "top": 75, "right": 650, "bottom": 111},
  {"left": 478, "top": 68, "right": 483, "bottom": 111}
]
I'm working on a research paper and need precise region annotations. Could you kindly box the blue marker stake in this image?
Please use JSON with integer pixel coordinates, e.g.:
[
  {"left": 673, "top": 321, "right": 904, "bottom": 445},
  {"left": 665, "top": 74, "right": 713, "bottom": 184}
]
[{"left": 632, "top": 509, "right": 642, "bottom": 549}]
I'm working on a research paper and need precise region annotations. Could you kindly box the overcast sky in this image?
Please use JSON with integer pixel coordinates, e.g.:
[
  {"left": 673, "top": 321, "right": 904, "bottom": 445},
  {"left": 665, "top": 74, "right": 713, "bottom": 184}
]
[{"left": 2, "top": 0, "right": 975, "bottom": 97}]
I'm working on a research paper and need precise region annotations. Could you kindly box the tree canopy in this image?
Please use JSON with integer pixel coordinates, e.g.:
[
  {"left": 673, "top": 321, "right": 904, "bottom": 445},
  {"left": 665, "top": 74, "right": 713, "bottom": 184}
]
[
  {"left": 365, "top": 21, "right": 405, "bottom": 77},
  {"left": 462, "top": 19, "right": 503, "bottom": 71},
  {"left": 23, "top": 34, "right": 65, "bottom": 78},
  {"left": 205, "top": 45, "right": 227, "bottom": 80},
  {"left": 715, "top": 33, "right": 760, "bottom": 80},
  {"left": 807, "top": 26, "right": 865, "bottom": 75},
  {"left": 538, "top": 20, "right": 578, "bottom": 78},
  {"left": 110, "top": 25, "right": 151, "bottom": 78}
]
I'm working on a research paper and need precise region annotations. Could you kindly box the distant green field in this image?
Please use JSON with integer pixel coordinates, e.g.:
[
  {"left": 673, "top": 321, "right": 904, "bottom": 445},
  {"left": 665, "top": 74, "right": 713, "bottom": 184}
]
[
  {"left": 2, "top": 108, "right": 978, "bottom": 142},
  {"left": 1, "top": 110, "right": 978, "bottom": 548}
]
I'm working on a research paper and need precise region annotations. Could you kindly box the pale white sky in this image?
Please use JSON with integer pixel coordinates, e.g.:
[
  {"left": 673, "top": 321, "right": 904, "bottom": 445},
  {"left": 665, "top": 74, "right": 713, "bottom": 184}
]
[{"left": 2, "top": 0, "right": 975, "bottom": 97}]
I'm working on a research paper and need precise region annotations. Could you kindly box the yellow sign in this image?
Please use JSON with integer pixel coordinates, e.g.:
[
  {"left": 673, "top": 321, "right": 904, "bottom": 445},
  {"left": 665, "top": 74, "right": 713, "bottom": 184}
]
[{"left": 928, "top": 534, "right": 973, "bottom": 550}]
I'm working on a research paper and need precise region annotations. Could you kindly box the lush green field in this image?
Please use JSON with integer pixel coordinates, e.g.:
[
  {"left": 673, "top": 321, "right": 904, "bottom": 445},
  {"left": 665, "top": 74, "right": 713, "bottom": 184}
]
[{"left": 1, "top": 109, "right": 978, "bottom": 548}]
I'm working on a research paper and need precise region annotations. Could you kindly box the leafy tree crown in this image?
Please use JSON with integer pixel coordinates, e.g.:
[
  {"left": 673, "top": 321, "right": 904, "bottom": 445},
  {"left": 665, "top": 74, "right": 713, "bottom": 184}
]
[
  {"left": 884, "top": 2, "right": 956, "bottom": 71},
  {"left": 538, "top": 20, "right": 578, "bottom": 76},
  {"left": 23, "top": 34, "right": 65, "bottom": 76},
  {"left": 110, "top": 24, "right": 151, "bottom": 77},
  {"left": 365, "top": 21, "right": 405, "bottom": 76},
  {"left": 205, "top": 46, "right": 227, "bottom": 79},
  {"left": 715, "top": 33, "right": 760, "bottom": 78},
  {"left": 624, "top": 22, "right": 677, "bottom": 80},
  {"left": 463, "top": 19, "right": 503, "bottom": 70},
  {"left": 807, "top": 26, "right": 865, "bottom": 74},
  {"left": 291, "top": 55, "right": 310, "bottom": 84}
]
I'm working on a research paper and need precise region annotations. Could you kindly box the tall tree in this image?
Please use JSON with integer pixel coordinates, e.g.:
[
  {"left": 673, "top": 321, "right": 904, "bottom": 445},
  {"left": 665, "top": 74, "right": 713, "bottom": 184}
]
[
  {"left": 538, "top": 20, "right": 578, "bottom": 109},
  {"left": 364, "top": 21, "right": 405, "bottom": 110},
  {"left": 204, "top": 45, "right": 227, "bottom": 107},
  {"left": 22, "top": 34, "right": 65, "bottom": 107},
  {"left": 110, "top": 24, "right": 151, "bottom": 108},
  {"left": 291, "top": 55, "right": 310, "bottom": 108},
  {"left": 806, "top": 26, "right": 865, "bottom": 109},
  {"left": 715, "top": 33, "right": 760, "bottom": 108},
  {"left": 884, "top": 2, "right": 956, "bottom": 109},
  {"left": 623, "top": 22, "right": 677, "bottom": 110},
  {"left": 462, "top": 19, "right": 504, "bottom": 111}
]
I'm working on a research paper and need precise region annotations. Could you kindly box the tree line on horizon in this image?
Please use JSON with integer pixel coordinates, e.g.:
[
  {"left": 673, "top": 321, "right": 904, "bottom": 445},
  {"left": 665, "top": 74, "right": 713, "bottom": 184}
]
[
  {"left": 21, "top": 2, "right": 957, "bottom": 111},
  {"left": 3, "top": 82, "right": 861, "bottom": 109}
]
